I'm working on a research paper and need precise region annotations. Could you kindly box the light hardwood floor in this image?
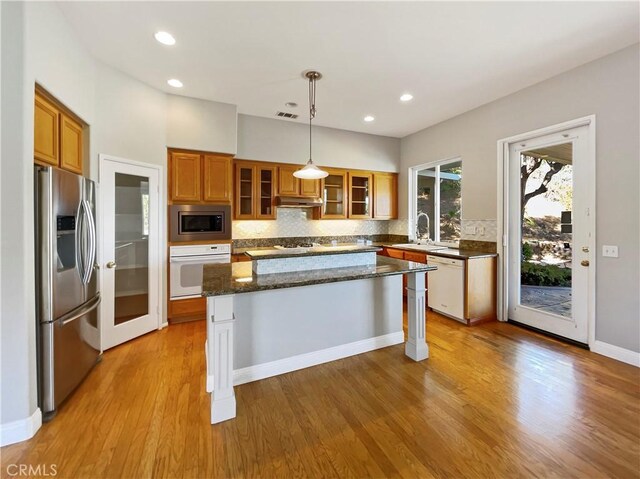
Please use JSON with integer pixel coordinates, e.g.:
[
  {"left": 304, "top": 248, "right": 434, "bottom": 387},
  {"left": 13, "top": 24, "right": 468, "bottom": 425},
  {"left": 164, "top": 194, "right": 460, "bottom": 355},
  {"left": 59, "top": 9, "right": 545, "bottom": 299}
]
[{"left": 2, "top": 311, "right": 639, "bottom": 478}]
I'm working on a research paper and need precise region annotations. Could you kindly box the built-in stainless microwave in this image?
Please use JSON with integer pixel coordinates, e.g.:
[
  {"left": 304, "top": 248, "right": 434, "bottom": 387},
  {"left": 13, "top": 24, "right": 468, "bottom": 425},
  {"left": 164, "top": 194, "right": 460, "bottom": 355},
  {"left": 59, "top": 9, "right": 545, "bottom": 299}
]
[{"left": 170, "top": 204, "right": 231, "bottom": 242}]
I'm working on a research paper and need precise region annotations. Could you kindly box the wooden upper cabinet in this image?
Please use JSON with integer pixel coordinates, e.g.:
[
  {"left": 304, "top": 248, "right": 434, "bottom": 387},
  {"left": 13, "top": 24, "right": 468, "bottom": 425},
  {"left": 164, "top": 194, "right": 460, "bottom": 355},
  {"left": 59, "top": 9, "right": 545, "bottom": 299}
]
[
  {"left": 34, "top": 90, "right": 86, "bottom": 174},
  {"left": 203, "top": 155, "right": 232, "bottom": 203},
  {"left": 277, "top": 165, "right": 299, "bottom": 196},
  {"left": 60, "top": 114, "right": 83, "bottom": 174},
  {"left": 373, "top": 172, "right": 398, "bottom": 219},
  {"left": 300, "top": 177, "right": 321, "bottom": 197},
  {"left": 234, "top": 161, "right": 277, "bottom": 220},
  {"left": 169, "top": 150, "right": 233, "bottom": 204},
  {"left": 256, "top": 164, "right": 277, "bottom": 219},
  {"left": 348, "top": 171, "right": 373, "bottom": 219},
  {"left": 235, "top": 162, "right": 256, "bottom": 219},
  {"left": 34, "top": 94, "right": 59, "bottom": 166},
  {"left": 321, "top": 168, "right": 348, "bottom": 219},
  {"left": 277, "top": 164, "right": 321, "bottom": 197},
  {"left": 171, "top": 152, "right": 201, "bottom": 202}
]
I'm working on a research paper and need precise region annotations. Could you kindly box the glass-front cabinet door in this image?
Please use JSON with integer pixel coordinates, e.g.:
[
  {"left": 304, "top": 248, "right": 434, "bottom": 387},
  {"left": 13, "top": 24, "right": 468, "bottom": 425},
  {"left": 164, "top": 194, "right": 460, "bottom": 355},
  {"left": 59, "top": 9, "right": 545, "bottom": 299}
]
[
  {"left": 256, "top": 165, "right": 276, "bottom": 219},
  {"left": 321, "top": 169, "right": 348, "bottom": 219},
  {"left": 234, "top": 161, "right": 277, "bottom": 220},
  {"left": 348, "top": 171, "right": 373, "bottom": 219},
  {"left": 235, "top": 163, "right": 255, "bottom": 219}
]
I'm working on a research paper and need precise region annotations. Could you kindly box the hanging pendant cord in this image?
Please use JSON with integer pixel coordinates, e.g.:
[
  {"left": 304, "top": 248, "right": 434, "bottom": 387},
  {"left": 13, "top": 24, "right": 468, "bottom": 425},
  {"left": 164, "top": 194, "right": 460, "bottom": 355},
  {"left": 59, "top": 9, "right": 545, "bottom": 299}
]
[{"left": 308, "top": 74, "right": 317, "bottom": 162}]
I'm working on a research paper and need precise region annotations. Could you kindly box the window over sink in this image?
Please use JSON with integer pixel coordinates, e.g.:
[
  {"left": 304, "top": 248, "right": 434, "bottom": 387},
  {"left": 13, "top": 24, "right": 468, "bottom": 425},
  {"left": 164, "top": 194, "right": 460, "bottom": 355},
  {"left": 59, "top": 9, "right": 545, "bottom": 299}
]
[{"left": 410, "top": 158, "right": 462, "bottom": 245}]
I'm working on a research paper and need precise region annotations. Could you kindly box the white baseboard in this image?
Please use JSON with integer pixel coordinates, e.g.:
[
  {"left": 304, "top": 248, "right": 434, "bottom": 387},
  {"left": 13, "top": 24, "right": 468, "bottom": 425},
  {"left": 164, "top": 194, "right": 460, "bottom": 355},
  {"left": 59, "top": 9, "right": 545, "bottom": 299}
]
[
  {"left": 592, "top": 340, "right": 640, "bottom": 367},
  {"left": 0, "top": 408, "right": 42, "bottom": 447},
  {"left": 231, "top": 331, "right": 405, "bottom": 386}
]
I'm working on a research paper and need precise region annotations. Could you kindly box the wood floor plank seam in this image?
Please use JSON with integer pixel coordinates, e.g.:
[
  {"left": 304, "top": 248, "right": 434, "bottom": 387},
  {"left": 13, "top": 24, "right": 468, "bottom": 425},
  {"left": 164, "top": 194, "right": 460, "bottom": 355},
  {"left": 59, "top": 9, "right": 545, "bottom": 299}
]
[{"left": 2, "top": 312, "right": 639, "bottom": 479}]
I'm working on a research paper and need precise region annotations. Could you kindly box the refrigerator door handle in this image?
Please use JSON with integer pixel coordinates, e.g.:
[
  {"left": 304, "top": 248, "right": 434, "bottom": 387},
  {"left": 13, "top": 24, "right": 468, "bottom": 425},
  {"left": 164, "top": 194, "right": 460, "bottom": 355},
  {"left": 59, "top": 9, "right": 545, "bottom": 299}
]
[
  {"left": 75, "top": 201, "right": 86, "bottom": 282},
  {"left": 82, "top": 200, "right": 97, "bottom": 284},
  {"left": 58, "top": 293, "right": 101, "bottom": 327}
]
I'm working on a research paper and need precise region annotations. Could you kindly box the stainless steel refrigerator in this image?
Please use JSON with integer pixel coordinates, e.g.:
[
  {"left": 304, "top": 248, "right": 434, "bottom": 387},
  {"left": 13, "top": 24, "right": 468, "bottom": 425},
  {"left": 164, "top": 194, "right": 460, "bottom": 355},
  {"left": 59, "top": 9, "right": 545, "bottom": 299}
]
[{"left": 35, "top": 166, "right": 101, "bottom": 420}]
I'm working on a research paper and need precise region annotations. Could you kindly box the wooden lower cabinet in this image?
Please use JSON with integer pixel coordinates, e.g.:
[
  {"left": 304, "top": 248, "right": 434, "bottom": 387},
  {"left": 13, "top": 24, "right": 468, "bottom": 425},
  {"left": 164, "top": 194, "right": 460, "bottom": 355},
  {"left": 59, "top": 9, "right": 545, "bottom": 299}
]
[
  {"left": 380, "top": 247, "right": 496, "bottom": 325},
  {"left": 231, "top": 254, "right": 251, "bottom": 263},
  {"left": 462, "top": 257, "right": 497, "bottom": 325},
  {"left": 168, "top": 297, "right": 206, "bottom": 324}
]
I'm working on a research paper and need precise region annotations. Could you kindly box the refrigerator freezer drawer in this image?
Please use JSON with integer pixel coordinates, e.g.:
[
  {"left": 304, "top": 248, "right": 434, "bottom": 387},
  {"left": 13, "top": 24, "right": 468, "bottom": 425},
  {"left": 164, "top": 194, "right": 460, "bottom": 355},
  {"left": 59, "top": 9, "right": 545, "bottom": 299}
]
[{"left": 40, "top": 296, "right": 101, "bottom": 419}]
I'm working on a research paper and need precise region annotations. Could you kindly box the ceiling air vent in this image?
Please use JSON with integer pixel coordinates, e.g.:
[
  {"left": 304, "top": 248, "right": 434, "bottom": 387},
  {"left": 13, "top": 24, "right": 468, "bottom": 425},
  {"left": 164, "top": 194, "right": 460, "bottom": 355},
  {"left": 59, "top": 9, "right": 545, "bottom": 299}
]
[{"left": 276, "top": 111, "right": 298, "bottom": 119}]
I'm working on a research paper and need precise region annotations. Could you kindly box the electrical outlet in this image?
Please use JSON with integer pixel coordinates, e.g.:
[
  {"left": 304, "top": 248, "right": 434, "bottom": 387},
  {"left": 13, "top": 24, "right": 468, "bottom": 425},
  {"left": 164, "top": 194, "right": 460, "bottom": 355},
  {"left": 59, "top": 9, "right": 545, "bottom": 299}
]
[
  {"left": 479, "top": 226, "right": 485, "bottom": 236},
  {"left": 602, "top": 245, "right": 619, "bottom": 258}
]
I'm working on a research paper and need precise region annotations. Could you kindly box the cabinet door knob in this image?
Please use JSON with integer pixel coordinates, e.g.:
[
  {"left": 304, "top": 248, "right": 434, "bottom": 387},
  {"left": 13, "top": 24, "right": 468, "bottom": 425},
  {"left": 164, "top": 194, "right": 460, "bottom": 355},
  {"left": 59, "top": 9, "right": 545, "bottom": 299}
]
[
  {"left": 580, "top": 260, "right": 590, "bottom": 267},
  {"left": 106, "top": 261, "right": 117, "bottom": 269}
]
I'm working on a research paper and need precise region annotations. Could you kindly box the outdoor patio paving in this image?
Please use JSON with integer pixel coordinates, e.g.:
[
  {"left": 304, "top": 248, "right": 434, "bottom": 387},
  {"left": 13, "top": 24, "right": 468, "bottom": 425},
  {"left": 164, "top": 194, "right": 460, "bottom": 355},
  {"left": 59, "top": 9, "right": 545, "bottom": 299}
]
[{"left": 521, "top": 285, "right": 572, "bottom": 317}]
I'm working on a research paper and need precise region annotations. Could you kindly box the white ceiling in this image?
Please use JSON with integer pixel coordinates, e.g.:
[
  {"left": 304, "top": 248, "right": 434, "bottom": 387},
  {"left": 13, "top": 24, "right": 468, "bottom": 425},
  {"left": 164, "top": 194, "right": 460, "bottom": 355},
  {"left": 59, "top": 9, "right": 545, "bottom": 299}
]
[{"left": 58, "top": 1, "right": 639, "bottom": 138}]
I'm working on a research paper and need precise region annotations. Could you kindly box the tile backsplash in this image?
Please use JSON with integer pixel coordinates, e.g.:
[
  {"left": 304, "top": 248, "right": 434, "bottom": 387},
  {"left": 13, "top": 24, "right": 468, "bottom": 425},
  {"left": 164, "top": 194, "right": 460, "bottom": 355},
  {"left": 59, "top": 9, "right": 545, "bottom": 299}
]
[
  {"left": 232, "top": 208, "right": 497, "bottom": 243},
  {"left": 233, "top": 208, "right": 400, "bottom": 239}
]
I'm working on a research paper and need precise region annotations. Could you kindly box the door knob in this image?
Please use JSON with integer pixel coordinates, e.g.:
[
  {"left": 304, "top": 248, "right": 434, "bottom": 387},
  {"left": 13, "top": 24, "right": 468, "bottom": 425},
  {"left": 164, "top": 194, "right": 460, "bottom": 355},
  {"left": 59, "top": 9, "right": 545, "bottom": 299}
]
[
  {"left": 106, "top": 261, "right": 117, "bottom": 269},
  {"left": 580, "top": 260, "right": 590, "bottom": 267}
]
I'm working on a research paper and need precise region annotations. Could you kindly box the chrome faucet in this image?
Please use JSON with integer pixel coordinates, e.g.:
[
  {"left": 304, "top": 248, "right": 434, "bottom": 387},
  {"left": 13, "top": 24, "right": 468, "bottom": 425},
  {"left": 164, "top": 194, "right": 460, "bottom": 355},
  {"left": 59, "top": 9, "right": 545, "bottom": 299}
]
[{"left": 415, "top": 212, "right": 431, "bottom": 243}]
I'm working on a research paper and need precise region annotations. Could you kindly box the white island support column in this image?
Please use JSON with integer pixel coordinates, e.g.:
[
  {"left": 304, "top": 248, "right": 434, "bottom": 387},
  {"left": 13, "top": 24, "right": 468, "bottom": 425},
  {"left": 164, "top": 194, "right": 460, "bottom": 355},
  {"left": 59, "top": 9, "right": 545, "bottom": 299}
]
[
  {"left": 206, "top": 294, "right": 236, "bottom": 424},
  {"left": 405, "top": 271, "right": 429, "bottom": 361}
]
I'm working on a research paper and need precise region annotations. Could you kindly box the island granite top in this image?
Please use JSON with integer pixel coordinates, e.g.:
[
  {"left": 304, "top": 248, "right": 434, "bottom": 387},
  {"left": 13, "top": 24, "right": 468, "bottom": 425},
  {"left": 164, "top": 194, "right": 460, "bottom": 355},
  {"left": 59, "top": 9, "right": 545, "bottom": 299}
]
[
  {"left": 202, "top": 256, "right": 436, "bottom": 297},
  {"left": 244, "top": 244, "right": 381, "bottom": 260}
]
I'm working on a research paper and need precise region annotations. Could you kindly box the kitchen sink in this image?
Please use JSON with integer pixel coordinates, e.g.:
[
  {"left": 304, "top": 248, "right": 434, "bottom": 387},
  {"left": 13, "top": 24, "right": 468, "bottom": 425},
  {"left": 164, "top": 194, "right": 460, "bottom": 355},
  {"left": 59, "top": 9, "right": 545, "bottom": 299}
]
[{"left": 391, "top": 243, "right": 448, "bottom": 252}]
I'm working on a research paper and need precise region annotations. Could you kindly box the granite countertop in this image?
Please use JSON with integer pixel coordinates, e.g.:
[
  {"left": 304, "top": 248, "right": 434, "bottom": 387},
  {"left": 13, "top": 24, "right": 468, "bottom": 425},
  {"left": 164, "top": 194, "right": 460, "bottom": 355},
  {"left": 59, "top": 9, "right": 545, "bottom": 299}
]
[
  {"left": 244, "top": 244, "right": 381, "bottom": 260},
  {"left": 381, "top": 244, "right": 497, "bottom": 259},
  {"left": 202, "top": 256, "right": 436, "bottom": 297}
]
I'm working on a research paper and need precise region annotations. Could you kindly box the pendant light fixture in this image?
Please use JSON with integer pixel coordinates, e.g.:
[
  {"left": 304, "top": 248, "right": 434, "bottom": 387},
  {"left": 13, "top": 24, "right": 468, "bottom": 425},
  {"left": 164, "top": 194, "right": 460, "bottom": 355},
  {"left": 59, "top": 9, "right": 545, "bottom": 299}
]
[{"left": 294, "top": 70, "right": 329, "bottom": 180}]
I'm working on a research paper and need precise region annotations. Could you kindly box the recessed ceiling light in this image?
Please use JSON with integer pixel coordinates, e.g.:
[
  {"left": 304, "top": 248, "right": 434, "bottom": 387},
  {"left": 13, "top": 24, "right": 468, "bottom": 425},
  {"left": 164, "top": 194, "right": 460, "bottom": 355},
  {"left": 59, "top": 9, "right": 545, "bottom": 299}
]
[
  {"left": 400, "top": 93, "right": 414, "bottom": 102},
  {"left": 364, "top": 115, "right": 375, "bottom": 122},
  {"left": 154, "top": 31, "right": 176, "bottom": 46},
  {"left": 167, "top": 79, "right": 183, "bottom": 88},
  {"left": 285, "top": 102, "right": 298, "bottom": 108}
]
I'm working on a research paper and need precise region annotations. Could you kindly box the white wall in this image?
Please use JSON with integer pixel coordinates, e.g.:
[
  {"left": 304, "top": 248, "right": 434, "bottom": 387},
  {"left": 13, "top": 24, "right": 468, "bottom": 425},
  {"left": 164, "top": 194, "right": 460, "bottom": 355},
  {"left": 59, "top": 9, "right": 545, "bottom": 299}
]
[
  {"left": 234, "top": 114, "right": 402, "bottom": 236},
  {"left": 400, "top": 44, "right": 640, "bottom": 353},
  {"left": 237, "top": 114, "right": 400, "bottom": 172},
  {"left": 166, "top": 94, "right": 237, "bottom": 155},
  {"left": 2, "top": 0, "right": 99, "bottom": 437},
  {"left": 93, "top": 63, "right": 167, "bottom": 172},
  {"left": 0, "top": 2, "right": 170, "bottom": 444},
  {"left": 1, "top": 1, "right": 34, "bottom": 432}
]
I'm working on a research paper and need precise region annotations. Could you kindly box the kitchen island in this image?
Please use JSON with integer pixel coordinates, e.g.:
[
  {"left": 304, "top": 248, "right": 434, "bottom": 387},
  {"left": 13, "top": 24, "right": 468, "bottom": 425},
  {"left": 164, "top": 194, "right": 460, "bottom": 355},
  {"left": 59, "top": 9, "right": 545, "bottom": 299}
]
[{"left": 202, "top": 249, "right": 436, "bottom": 424}]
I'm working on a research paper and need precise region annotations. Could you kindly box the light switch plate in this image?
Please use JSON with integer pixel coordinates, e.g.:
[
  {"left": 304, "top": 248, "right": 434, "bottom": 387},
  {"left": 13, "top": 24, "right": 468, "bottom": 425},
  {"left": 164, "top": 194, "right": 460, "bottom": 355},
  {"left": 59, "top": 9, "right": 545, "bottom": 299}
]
[
  {"left": 464, "top": 225, "right": 477, "bottom": 235},
  {"left": 602, "top": 245, "right": 618, "bottom": 258}
]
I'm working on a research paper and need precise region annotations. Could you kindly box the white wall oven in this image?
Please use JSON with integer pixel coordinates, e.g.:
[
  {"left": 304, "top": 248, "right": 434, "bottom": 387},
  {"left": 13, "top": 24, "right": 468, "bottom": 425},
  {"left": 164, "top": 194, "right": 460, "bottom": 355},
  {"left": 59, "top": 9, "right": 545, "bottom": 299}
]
[
  {"left": 169, "top": 244, "right": 231, "bottom": 300},
  {"left": 170, "top": 204, "right": 231, "bottom": 242}
]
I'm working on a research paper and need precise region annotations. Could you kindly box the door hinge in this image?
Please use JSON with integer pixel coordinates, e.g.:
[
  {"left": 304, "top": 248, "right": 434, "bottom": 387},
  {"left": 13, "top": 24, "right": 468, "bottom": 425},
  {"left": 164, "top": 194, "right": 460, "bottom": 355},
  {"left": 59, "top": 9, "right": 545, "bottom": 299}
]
[{"left": 503, "top": 235, "right": 508, "bottom": 247}]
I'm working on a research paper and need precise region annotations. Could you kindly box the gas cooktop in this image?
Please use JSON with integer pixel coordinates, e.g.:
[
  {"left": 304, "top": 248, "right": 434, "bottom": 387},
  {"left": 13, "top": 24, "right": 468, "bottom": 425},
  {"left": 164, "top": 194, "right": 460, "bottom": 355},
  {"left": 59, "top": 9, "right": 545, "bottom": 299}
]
[{"left": 274, "top": 243, "right": 314, "bottom": 249}]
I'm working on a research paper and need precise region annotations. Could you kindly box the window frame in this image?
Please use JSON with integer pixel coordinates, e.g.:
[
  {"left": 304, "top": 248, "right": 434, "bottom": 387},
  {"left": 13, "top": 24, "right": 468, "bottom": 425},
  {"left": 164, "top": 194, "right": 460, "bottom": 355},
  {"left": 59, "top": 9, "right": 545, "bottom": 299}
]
[{"left": 408, "top": 156, "right": 462, "bottom": 246}]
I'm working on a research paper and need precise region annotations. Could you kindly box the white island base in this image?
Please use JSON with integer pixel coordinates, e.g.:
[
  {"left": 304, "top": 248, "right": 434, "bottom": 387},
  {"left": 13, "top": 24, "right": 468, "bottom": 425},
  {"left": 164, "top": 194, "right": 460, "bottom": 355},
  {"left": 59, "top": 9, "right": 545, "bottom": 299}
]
[{"left": 205, "top": 271, "right": 429, "bottom": 424}]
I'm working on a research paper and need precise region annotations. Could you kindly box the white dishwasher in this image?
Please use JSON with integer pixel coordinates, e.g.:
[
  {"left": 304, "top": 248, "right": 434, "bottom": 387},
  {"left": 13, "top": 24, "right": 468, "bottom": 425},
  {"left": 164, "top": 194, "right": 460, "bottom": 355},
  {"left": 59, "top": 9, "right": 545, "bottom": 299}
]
[{"left": 427, "top": 255, "right": 465, "bottom": 322}]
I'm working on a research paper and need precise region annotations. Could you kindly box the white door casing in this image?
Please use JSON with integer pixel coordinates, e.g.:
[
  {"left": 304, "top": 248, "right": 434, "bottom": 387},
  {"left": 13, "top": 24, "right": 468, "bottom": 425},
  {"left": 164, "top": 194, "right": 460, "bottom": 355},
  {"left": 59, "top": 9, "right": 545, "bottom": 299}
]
[
  {"left": 99, "top": 155, "right": 163, "bottom": 350},
  {"left": 497, "top": 116, "right": 596, "bottom": 345}
]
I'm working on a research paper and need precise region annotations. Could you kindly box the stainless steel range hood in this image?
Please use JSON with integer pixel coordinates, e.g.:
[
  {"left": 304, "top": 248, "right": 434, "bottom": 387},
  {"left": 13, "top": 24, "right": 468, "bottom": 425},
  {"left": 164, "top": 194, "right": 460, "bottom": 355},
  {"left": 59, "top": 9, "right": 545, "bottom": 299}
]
[{"left": 276, "top": 196, "right": 323, "bottom": 208}]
